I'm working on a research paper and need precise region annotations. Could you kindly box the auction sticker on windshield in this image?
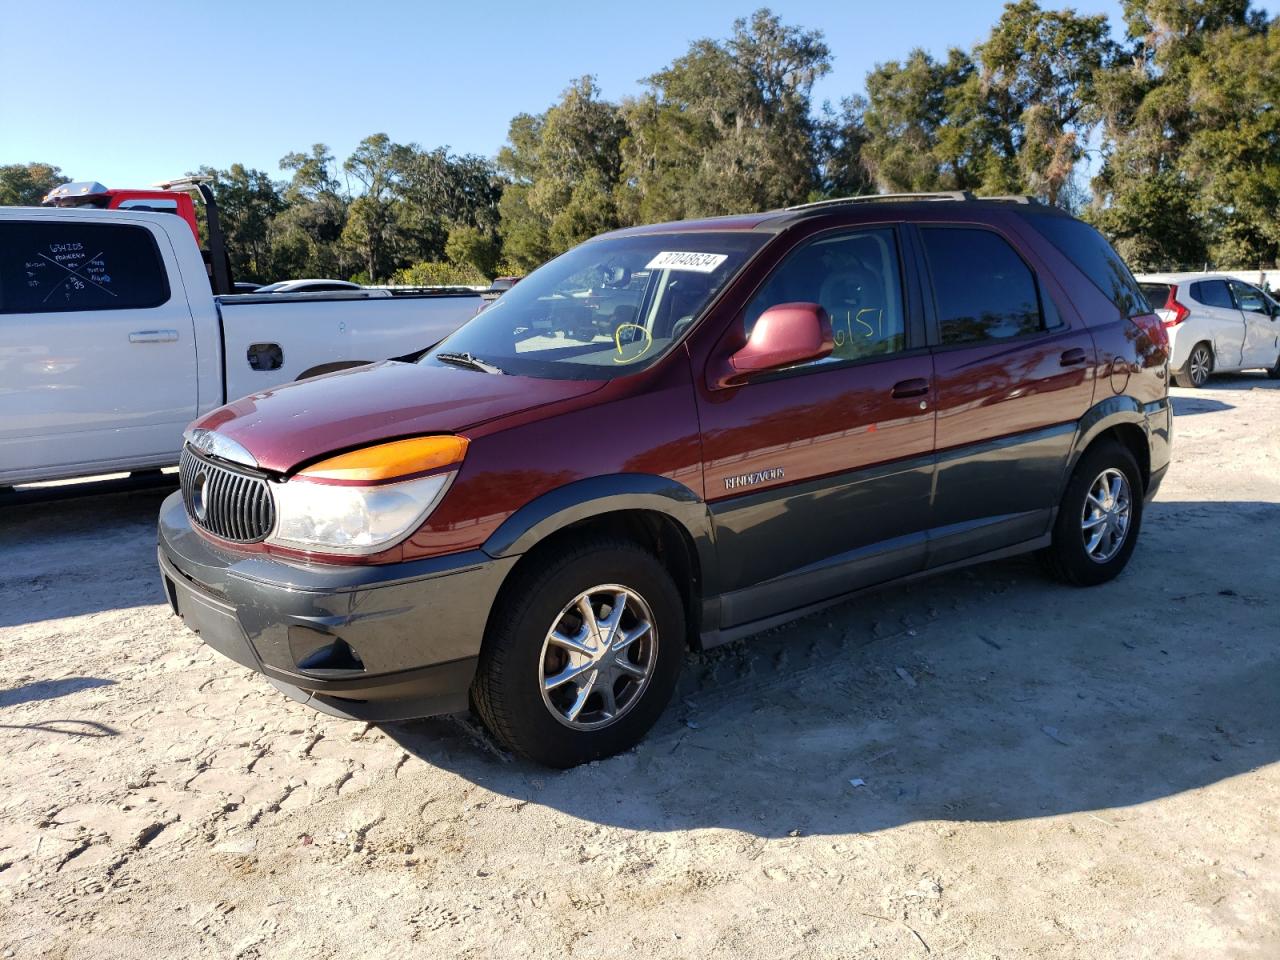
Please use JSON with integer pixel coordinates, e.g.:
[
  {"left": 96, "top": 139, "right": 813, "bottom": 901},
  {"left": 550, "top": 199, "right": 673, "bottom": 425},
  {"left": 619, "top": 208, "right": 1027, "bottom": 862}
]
[{"left": 646, "top": 251, "right": 728, "bottom": 273}]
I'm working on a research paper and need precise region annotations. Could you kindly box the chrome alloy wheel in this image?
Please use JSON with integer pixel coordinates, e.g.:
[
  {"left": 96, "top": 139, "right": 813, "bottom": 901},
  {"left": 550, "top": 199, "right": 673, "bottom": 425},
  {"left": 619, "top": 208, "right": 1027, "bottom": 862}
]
[
  {"left": 1189, "top": 345, "right": 1211, "bottom": 386},
  {"left": 538, "top": 584, "right": 657, "bottom": 730},
  {"left": 1081, "top": 467, "right": 1132, "bottom": 564}
]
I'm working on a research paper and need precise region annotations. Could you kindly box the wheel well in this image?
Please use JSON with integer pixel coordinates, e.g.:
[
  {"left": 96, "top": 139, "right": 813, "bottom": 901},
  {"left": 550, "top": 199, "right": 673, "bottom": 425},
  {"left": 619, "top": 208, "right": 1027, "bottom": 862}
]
[
  {"left": 497, "top": 510, "right": 703, "bottom": 649},
  {"left": 1090, "top": 423, "right": 1150, "bottom": 490}
]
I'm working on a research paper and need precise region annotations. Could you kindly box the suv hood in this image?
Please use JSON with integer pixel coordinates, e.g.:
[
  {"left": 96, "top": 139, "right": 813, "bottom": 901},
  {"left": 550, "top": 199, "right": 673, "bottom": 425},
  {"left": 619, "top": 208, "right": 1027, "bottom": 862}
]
[{"left": 193, "top": 360, "right": 606, "bottom": 473}]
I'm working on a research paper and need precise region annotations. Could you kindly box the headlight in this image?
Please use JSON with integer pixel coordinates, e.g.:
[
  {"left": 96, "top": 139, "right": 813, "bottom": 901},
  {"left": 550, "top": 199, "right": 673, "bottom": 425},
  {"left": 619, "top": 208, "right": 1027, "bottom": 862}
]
[{"left": 266, "top": 436, "right": 467, "bottom": 555}]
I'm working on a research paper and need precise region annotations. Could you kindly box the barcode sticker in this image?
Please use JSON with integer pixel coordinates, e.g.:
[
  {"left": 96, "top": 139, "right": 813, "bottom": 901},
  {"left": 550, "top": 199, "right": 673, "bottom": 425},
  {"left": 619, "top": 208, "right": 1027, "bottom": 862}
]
[{"left": 645, "top": 251, "right": 728, "bottom": 273}]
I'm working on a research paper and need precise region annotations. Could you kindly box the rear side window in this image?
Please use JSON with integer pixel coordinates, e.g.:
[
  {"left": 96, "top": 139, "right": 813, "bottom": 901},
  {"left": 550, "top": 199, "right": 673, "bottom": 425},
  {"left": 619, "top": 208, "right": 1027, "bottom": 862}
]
[
  {"left": 1028, "top": 215, "right": 1149, "bottom": 317},
  {"left": 0, "top": 220, "right": 171, "bottom": 314},
  {"left": 920, "top": 227, "right": 1043, "bottom": 345},
  {"left": 1191, "top": 280, "right": 1233, "bottom": 310}
]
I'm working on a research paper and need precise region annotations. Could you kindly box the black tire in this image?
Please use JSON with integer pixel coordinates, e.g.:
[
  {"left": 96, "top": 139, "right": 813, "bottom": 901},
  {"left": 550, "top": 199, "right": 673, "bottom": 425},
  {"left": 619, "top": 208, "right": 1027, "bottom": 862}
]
[
  {"left": 1267, "top": 354, "right": 1280, "bottom": 380},
  {"left": 1172, "top": 341, "right": 1212, "bottom": 388},
  {"left": 470, "top": 537, "right": 685, "bottom": 767},
  {"left": 1041, "top": 441, "right": 1144, "bottom": 587}
]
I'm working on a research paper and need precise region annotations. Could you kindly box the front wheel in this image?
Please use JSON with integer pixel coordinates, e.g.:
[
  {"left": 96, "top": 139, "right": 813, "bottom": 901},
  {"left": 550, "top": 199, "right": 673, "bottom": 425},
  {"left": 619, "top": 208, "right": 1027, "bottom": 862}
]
[
  {"left": 470, "top": 538, "right": 685, "bottom": 767},
  {"left": 1041, "top": 442, "right": 1144, "bottom": 587},
  {"left": 1267, "top": 353, "right": 1280, "bottom": 380}
]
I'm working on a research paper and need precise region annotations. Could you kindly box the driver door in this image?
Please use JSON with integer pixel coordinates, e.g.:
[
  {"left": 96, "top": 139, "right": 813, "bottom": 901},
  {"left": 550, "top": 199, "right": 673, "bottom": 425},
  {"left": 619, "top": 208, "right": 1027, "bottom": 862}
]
[{"left": 695, "top": 225, "right": 936, "bottom": 630}]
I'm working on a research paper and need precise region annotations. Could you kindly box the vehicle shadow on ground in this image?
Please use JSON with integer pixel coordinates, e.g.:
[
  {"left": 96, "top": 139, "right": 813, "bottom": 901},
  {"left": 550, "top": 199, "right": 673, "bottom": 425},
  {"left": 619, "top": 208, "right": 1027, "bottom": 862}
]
[
  {"left": 387, "top": 498, "right": 1279, "bottom": 837},
  {"left": 0, "top": 487, "right": 173, "bottom": 627},
  {"left": 0, "top": 677, "right": 115, "bottom": 708},
  {"left": 1194, "top": 372, "right": 1280, "bottom": 391},
  {"left": 1171, "top": 396, "right": 1234, "bottom": 416}
]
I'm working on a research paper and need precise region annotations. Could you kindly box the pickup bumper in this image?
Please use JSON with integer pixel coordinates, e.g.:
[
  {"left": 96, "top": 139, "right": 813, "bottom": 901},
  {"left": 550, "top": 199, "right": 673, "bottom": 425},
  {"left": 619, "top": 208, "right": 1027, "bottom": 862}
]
[{"left": 156, "top": 491, "right": 517, "bottom": 722}]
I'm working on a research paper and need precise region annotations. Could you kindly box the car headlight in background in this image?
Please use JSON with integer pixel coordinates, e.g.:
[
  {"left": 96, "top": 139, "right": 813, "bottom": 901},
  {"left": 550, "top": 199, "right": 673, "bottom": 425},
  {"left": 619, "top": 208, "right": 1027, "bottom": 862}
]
[{"left": 266, "top": 436, "right": 468, "bottom": 555}]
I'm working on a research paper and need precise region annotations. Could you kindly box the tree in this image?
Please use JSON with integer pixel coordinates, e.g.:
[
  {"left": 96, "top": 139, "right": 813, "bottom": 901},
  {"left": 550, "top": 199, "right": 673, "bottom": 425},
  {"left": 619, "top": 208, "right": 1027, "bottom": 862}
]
[
  {"left": 1182, "top": 23, "right": 1280, "bottom": 266},
  {"left": 273, "top": 144, "right": 350, "bottom": 278},
  {"left": 1089, "top": 0, "right": 1267, "bottom": 267},
  {"left": 978, "top": 0, "right": 1115, "bottom": 206},
  {"left": 340, "top": 134, "right": 414, "bottom": 281},
  {"left": 199, "top": 163, "right": 285, "bottom": 282},
  {"left": 0, "top": 162, "right": 69, "bottom": 206},
  {"left": 860, "top": 48, "right": 989, "bottom": 193},
  {"left": 621, "top": 8, "right": 831, "bottom": 220},
  {"left": 445, "top": 224, "right": 501, "bottom": 278},
  {"left": 497, "top": 76, "right": 627, "bottom": 270}
]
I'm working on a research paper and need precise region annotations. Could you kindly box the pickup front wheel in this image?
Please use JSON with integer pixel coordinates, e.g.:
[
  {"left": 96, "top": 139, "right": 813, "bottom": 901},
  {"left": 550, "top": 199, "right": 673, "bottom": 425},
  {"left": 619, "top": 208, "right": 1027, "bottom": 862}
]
[{"left": 471, "top": 538, "right": 685, "bottom": 767}]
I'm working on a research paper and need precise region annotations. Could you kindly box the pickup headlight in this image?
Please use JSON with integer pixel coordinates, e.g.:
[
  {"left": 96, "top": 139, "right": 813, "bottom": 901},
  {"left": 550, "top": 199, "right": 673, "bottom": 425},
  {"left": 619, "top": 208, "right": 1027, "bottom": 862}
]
[{"left": 266, "top": 436, "right": 467, "bottom": 555}]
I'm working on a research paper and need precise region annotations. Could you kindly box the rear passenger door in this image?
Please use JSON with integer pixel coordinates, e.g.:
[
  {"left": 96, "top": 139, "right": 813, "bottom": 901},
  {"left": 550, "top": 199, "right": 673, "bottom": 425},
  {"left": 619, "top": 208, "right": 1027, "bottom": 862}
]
[
  {"left": 697, "top": 225, "right": 936, "bottom": 629},
  {"left": 1228, "top": 280, "right": 1280, "bottom": 369},
  {"left": 914, "top": 224, "right": 1096, "bottom": 566},
  {"left": 1189, "top": 279, "right": 1246, "bottom": 370}
]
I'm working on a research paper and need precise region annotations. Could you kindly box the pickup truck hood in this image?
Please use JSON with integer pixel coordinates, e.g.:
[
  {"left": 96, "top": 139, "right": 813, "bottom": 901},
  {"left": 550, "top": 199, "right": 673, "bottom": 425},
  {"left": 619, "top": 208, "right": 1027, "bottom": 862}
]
[{"left": 194, "top": 360, "right": 606, "bottom": 473}]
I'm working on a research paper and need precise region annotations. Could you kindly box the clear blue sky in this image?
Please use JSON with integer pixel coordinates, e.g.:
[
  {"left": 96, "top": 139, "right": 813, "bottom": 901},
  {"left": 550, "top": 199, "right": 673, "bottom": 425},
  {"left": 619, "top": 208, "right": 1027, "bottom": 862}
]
[{"left": 0, "top": 0, "right": 1198, "bottom": 187}]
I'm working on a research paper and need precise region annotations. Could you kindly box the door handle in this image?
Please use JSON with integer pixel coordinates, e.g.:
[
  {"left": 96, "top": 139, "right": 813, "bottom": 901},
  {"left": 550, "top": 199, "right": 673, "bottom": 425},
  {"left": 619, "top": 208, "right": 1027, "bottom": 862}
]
[
  {"left": 890, "top": 377, "right": 930, "bottom": 399},
  {"left": 1059, "top": 347, "right": 1087, "bottom": 367},
  {"left": 129, "top": 330, "right": 179, "bottom": 343}
]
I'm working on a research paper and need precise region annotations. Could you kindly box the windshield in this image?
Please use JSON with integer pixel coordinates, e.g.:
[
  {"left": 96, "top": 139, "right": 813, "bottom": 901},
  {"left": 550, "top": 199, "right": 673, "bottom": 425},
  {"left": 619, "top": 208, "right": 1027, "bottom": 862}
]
[{"left": 424, "top": 231, "right": 767, "bottom": 379}]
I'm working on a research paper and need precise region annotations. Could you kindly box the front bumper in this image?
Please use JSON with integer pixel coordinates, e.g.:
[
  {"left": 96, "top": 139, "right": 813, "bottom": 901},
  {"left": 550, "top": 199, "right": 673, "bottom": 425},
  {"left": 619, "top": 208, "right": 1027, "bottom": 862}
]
[{"left": 157, "top": 491, "right": 517, "bottom": 721}]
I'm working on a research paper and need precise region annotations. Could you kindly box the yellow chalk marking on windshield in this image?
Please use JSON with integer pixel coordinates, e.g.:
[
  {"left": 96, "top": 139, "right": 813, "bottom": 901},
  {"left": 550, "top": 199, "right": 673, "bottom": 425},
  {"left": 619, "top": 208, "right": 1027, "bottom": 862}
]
[{"left": 613, "top": 323, "right": 653, "bottom": 364}]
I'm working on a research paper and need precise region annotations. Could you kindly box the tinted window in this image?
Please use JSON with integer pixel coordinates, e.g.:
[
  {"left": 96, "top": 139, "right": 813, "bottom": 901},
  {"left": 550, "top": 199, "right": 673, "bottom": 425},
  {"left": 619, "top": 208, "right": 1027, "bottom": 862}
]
[
  {"left": 921, "top": 227, "right": 1042, "bottom": 345},
  {"left": 744, "top": 227, "right": 906, "bottom": 365},
  {"left": 1229, "top": 281, "right": 1269, "bottom": 314},
  {"left": 1029, "top": 215, "right": 1149, "bottom": 317},
  {"left": 1139, "top": 283, "right": 1172, "bottom": 308},
  {"left": 1191, "top": 280, "right": 1234, "bottom": 310},
  {"left": 0, "top": 220, "right": 170, "bottom": 314}
]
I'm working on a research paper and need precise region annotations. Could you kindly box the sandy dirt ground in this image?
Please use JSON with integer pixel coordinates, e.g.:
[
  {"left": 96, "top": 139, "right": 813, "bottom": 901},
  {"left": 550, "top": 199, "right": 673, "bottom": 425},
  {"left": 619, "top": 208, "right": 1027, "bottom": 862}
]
[{"left": 1, "top": 375, "right": 1277, "bottom": 960}]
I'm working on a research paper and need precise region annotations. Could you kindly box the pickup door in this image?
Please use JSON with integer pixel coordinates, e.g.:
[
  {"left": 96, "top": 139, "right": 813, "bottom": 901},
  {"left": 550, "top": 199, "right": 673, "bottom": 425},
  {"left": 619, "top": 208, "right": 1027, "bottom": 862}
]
[{"left": 0, "top": 217, "right": 198, "bottom": 484}]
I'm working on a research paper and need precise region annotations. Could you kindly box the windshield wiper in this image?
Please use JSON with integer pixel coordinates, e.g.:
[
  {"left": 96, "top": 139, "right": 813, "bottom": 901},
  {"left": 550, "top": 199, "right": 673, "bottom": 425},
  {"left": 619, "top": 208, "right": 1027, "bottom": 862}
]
[{"left": 434, "top": 351, "right": 505, "bottom": 375}]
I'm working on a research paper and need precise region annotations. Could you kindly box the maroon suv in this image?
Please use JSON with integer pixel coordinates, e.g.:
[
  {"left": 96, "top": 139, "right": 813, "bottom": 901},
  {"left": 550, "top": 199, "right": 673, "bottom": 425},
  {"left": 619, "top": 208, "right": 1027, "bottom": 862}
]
[{"left": 158, "top": 193, "right": 1172, "bottom": 767}]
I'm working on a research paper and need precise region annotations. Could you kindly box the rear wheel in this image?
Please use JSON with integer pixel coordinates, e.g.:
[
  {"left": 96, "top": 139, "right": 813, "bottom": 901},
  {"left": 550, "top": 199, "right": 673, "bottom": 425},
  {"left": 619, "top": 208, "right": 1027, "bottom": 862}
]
[
  {"left": 1267, "top": 352, "right": 1280, "bottom": 380},
  {"left": 470, "top": 538, "right": 685, "bottom": 767},
  {"left": 1041, "top": 441, "right": 1144, "bottom": 587},
  {"left": 1173, "top": 342, "right": 1213, "bottom": 388}
]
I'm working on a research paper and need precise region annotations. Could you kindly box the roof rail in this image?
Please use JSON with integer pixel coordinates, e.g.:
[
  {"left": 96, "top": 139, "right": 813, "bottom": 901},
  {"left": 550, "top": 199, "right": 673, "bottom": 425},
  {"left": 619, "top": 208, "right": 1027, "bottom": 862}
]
[
  {"left": 786, "top": 192, "right": 973, "bottom": 211},
  {"left": 785, "top": 191, "right": 1043, "bottom": 212}
]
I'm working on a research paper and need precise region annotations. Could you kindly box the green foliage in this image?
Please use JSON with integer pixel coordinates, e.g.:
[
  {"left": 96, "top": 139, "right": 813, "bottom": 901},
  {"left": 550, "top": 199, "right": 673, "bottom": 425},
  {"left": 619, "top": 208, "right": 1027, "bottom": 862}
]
[
  {"left": 497, "top": 76, "right": 627, "bottom": 271},
  {"left": 13, "top": 4, "right": 1278, "bottom": 276},
  {"left": 0, "top": 162, "right": 69, "bottom": 205},
  {"left": 391, "top": 260, "right": 488, "bottom": 286},
  {"left": 445, "top": 224, "right": 501, "bottom": 278},
  {"left": 620, "top": 8, "right": 832, "bottom": 220}
]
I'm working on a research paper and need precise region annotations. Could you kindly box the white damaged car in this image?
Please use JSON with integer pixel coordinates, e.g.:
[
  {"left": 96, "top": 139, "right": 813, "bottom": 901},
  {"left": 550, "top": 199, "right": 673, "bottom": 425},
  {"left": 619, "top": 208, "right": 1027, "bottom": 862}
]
[{"left": 1136, "top": 273, "right": 1280, "bottom": 387}]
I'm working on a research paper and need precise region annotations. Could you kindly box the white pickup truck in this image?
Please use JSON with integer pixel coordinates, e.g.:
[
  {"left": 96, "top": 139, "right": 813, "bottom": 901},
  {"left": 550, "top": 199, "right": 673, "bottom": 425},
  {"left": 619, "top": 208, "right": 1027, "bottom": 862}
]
[{"left": 0, "top": 206, "right": 482, "bottom": 486}]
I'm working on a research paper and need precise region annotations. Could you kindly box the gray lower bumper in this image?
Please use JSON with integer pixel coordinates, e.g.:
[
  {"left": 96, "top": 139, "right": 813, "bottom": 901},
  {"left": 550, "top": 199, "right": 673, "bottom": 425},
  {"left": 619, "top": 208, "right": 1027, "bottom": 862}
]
[{"left": 156, "top": 491, "right": 517, "bottom": 721}]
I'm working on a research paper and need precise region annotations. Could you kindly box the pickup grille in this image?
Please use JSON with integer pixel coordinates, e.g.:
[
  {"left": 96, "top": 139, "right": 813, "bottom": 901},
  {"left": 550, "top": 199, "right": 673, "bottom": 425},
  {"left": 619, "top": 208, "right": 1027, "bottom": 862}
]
[{"left": 179, "top": 446, "right": 275, "bottom": 543}]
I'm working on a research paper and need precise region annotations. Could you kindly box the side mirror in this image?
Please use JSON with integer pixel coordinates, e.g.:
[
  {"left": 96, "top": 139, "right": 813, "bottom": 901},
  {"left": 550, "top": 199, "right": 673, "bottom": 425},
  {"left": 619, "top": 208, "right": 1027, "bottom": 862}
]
[{"left": 728, "top": 302, "right": 834, "bottom": 377}]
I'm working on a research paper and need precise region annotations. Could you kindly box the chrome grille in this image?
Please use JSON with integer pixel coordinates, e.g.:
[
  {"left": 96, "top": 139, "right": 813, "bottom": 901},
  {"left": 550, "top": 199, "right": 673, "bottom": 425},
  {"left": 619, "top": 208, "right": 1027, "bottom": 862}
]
[{"left": 179, "top": 446, "right": 275, "bottom": 543}]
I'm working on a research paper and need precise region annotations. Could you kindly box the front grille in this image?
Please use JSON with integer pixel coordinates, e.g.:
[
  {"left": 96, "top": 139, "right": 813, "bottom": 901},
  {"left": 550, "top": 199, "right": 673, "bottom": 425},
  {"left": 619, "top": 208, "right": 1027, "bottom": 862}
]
[{"left": 179, "top": 446, "right": 275, "bottom": 543}]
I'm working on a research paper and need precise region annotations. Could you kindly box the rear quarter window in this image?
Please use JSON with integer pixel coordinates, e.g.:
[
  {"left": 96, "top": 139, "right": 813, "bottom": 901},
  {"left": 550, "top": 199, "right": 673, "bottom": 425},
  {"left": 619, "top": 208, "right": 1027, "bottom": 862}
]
[
  {"left": 0, "top": 220, "right": 171, "bottom": 314},
  {"left": 1138, "top": 283, "right": 1172, "bottom": 308},
  {"left": 1028, "top": 215, "right": 1150, "bottom": 318}
]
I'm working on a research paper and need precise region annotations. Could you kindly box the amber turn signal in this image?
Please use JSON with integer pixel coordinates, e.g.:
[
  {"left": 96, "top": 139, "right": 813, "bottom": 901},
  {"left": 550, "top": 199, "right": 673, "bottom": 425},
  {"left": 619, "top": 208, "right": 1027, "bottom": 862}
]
[{"left": 298, "top": 436, "right": 469, "bottom": 482}]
